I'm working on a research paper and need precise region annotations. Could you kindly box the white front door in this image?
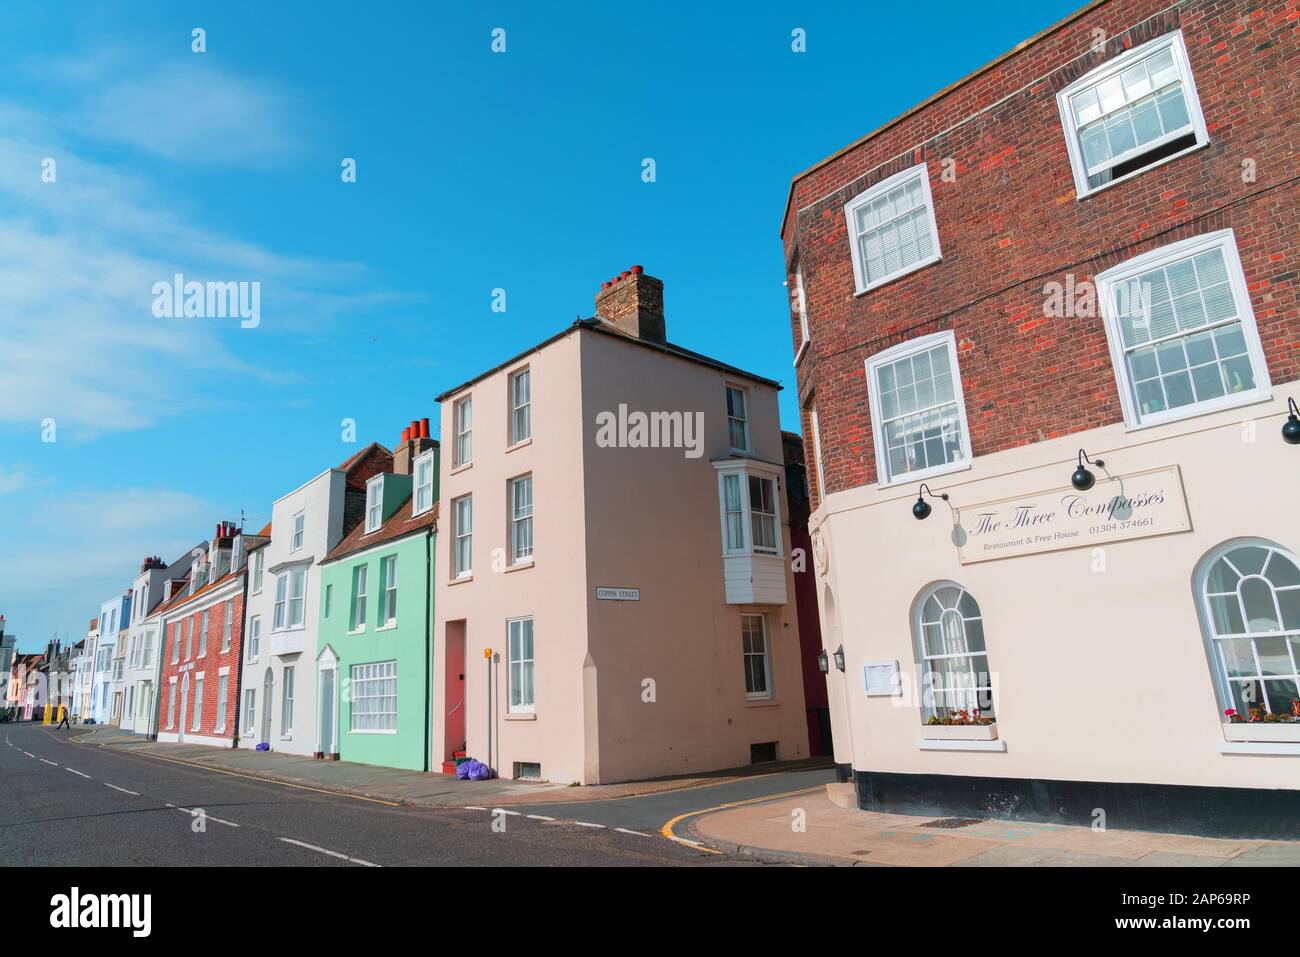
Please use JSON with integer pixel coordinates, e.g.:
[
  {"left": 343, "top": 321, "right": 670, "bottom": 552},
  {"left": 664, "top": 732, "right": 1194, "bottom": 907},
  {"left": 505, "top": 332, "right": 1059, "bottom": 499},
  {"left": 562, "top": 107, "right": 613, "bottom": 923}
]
[
  {"left": 179, "top": 673, "right": 190, "bottom": 743},
  {"left": 260, "top": 668, "right": 273, "bottom": 746},
  {"left": 319, "top": 669, "right": 335, "bottom": 756}
]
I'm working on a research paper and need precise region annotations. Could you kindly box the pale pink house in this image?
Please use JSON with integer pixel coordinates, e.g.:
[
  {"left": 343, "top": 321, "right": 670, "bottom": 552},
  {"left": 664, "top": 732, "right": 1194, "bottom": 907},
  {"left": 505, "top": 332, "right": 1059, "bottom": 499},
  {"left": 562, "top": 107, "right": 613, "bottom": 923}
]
[{"left": 434, "top": 269, "right": 809, "bottom": 784}]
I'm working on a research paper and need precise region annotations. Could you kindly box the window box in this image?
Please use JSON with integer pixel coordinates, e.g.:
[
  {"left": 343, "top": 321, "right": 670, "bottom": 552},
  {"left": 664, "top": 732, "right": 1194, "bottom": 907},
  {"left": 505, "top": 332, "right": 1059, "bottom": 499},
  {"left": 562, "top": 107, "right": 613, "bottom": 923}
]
[
  {"left": 921, "top": 722, "right": 998, "bottom": 741},
  {"left": 1222, "top": 722, "right": 1300, "bottom": 744}
]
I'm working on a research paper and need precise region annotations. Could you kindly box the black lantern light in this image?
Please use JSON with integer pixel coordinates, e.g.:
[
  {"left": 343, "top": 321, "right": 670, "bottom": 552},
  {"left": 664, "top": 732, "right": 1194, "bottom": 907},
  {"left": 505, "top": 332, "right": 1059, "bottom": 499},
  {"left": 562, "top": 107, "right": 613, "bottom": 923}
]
[
  {"left": 817, "top": 649, "right": 830, "bottom": 674},
  {"left": 912, "top": 483, "right": 949, "bottom": 520},
  {"left": 1071, "top": 449, "right": 1105, "bottom": 491},
  {"left": 1283, "top": 398, "right": 1300, "bottom": 446},
  {"left": 832, "top": 645, "right": 846, "bottom": 672}
]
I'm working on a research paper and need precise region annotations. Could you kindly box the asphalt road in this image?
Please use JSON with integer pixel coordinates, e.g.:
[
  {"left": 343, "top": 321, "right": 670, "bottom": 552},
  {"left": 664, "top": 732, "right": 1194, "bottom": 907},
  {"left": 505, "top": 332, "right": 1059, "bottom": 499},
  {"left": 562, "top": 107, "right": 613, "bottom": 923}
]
[{"left": 0, "top": 721, "right": 762, "bottom": 867}]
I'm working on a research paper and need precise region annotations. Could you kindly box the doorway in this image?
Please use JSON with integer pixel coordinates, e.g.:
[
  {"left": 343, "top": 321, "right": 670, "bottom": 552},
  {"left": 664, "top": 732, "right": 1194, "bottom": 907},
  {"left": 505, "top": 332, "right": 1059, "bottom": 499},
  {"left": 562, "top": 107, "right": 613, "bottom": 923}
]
[
  {"left": 444, "top": 621, "right": 466, "bottom": 762},
  {"left": 260, "top": 667, "right": 273, "bottom": 746},
  {"left": 178, "top": 673, "right": 190, "bottom": 743},
  {"left": 319, "top": 668, "right": 336, "bottom": 757}
]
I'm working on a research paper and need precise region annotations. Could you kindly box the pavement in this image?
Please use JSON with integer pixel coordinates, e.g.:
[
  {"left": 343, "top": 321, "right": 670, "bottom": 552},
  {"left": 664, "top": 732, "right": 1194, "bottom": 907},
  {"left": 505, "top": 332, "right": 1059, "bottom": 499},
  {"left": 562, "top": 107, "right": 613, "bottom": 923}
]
[{"left": 683, "top": 789, "right": 1300, "bottom": 867}]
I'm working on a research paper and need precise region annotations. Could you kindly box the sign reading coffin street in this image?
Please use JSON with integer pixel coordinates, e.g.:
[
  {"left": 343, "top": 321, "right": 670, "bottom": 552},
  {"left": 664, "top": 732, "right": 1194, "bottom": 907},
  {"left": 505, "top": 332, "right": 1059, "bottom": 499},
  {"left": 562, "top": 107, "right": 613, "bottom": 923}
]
[
  {"left": 957, "top": 465, "right": 1190, "bottom": 564},
  {"left": 596, "top": 586, "right": 640, "bottom": 601}
]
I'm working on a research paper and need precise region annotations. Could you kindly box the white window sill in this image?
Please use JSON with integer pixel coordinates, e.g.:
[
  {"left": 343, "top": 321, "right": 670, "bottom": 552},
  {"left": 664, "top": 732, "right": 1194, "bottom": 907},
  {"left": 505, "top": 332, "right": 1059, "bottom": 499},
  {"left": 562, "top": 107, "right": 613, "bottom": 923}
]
[
  {"left": 793, "top": 338, "right": 810, "bottom": 366},
  {"left": 280, "top": 734, "right": 293, "bottom": 741},
  {"left": 1221, "top": 723, "right": 1300, "bottom": 744},
  {"left": 505, "top": 711, "right": 536, "bottom": 721},
  {"left": 505, "top": 560, "right": 534, "bottom": 573},
  {"left": 853, "top": 253, "right": 942, "bottom": 298},
  {"left": 1121, "top": 391, "right": 1272, "bottom": 433},
  {"left": 877, "top": 458, "right": 971, "bottom": 491},
  {"left": 745, "top": 698, "right": 779, "bottom": 708},
  {"left": 349, "top": 728, "right": 397, "bottom": 735},
  {"left": 448, "top": 574, "right": 473, "bottom": 586},
  {"left": 1216, "top": 742, "right": 1300, "bottom": 756},
  {"left": 916, "top": 738, "right": 1007, "bottom": 752},
  {"left": 506, "top": 437, "right": 533, "bottom": 453},
  {"left": 921, "top": 723, "right": 998, "bottom": 741},
  {"left": 450, "top": 461, "right": 472, "bottom": 476},
  {"left": 347, "top": 627, "right": 366, "bottom": 636},
  {"left": 376, "top": 622, "right": 397, "bottom": 632},
  {"left": 1074, "top": 139, "right": 1209, "bottom": 201}
]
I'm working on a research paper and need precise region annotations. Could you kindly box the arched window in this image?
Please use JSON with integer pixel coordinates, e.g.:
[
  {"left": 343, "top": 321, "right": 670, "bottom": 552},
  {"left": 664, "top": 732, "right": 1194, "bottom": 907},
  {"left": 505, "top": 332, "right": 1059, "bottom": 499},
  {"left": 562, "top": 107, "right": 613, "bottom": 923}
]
[
  {"left": 1199, "top": 541, "right": 1300, "bottom": 718},
  {"left": 914, "top": 583, "right": 994, "bottom": 720}
]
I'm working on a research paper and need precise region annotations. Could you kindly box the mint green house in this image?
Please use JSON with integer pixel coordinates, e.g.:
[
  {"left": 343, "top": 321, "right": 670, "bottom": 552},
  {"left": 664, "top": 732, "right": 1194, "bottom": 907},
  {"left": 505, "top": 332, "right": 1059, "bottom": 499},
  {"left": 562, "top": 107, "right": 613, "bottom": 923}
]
[{"left": 316, "top": 432, "right": 438, "bottom": 771}]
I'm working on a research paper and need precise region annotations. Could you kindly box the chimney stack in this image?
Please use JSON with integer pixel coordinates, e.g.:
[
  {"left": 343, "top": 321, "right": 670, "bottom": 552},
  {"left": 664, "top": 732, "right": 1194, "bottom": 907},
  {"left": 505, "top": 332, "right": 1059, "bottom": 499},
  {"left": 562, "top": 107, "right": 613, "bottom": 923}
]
[
  {"left": 141, "top": 555, "right": 165, "bottom": 573},
  {"left": 393, "top": 415, "right": 437, "bottom": 476},
  {"left": 594, "top": 265, "right": 665, "bottom": 344}
]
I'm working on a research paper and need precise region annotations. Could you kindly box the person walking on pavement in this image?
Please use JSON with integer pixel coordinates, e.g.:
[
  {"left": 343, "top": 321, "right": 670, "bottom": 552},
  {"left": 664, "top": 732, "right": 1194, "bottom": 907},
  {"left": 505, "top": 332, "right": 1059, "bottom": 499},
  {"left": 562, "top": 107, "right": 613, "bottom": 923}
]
[{"left": 56, "top": 706, "right": 71, "bottom": 730}]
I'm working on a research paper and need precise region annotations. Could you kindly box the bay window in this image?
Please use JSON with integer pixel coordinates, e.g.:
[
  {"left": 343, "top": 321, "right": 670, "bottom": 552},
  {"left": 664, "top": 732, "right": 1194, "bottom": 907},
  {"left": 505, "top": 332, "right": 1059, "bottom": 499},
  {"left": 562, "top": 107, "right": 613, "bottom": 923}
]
[{"left": 715, "top": 463, "right": 782, "bottom": 558}]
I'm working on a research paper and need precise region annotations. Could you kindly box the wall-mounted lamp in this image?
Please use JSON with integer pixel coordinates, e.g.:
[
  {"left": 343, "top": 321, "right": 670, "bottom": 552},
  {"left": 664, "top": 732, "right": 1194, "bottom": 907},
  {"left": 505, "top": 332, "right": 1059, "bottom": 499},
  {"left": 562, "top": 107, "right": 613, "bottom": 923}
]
[
  {"left": 817, "top": 649, "right": 830, "bottom": 674},
  {"left": 833, "top": 645, "right": 846, "bottom": 672},
  {"left": 912, "top": 483, "right": 949, "bottom": 520},
  {"left": 1071, "top": 449, "right": 1105, "bottom": 491},
  {"left": 1283, "top": 398, "right": 1300, "bottom": 446}
]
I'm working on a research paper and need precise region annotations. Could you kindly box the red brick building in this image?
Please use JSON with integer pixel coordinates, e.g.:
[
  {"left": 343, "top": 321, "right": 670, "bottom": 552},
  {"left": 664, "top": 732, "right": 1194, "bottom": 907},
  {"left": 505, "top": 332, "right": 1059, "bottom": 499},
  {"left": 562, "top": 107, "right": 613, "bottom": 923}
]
[
  {"left": 786, "top": 0, "right": 1299, "bottom": 835},
  {"left": 156, "top": 522, "right": 268, "bottom": 747}
]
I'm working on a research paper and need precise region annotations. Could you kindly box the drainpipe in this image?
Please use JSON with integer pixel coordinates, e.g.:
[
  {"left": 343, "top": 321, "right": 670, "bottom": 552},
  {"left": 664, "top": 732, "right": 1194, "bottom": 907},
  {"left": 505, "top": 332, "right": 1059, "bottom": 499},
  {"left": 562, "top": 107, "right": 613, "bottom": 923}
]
[
  {"left": 231, "top": 563, "right": 250, "bottom": 750},
  {"left": 423, "top": 526, "right": 433, "bottom": 773}
]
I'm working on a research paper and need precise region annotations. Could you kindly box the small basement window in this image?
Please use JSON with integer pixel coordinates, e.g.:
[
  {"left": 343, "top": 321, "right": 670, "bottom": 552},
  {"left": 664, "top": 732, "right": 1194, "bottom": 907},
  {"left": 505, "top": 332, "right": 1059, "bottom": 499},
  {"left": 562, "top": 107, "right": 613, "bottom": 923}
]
[
  {"left": 749, "top": 742, "right": 778, "bottom": 764},
  {"left": 513, "top": 761, "right": 542, "bottom": 780}
]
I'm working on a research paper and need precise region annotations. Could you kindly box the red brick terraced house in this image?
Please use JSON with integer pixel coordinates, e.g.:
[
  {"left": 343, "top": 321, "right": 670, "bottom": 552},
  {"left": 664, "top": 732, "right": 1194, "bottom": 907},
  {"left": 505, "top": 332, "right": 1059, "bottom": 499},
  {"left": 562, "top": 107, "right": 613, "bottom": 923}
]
[
  {"left": 785, "top": 0, "right": 1299, "bottom": 836},
  {"left": 156, "top": 522, "right": 268, "bottom": 747}
]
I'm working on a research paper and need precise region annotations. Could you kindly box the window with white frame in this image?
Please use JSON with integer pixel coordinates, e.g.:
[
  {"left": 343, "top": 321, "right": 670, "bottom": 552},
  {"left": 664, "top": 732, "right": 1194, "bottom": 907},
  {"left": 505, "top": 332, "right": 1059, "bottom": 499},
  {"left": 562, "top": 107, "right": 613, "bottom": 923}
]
[
  {"left": 508, "top": 617, "right": 534, "bottom": 712},
  {"left": 191, "top": 676, "right": 204, "bottom": 730},
  {"left": 1057, "top": 31, "right": 1208, "bottom": 198},
  {"left": 742, "top": 614, "right": 772, "bottom": 700},
  {"left": 350, "top": 660, "right": 397, "bottom": 732},
  {"left": 273, "top": 568, "right": 306, "bottom": 631},
  {"left": 1095, "top": 230, "right": 1270, "bottom": 429},
  {"left": 365, "top": 476, "right": 384, "bottom": 533},
  {"left": 281, "top": 666, "right": 295, "bottom": 734},
  {"left": 453, "top": 495, "right": 472, "bottom": 578},
  {"left": 809, "top": 401, "right": 826, "bottom": 498},
  {"left": 454, "top": 397, "right": 472, "bottom": 467},
  {"left": 243, "top": 689, "right": 255, "bottom": 734},
  {"left": 726, "top": 386, "right": 750, "bottom": 452},
  {"left": 167, "top": 682, "right": 176, "bottom": 729},
  {"left": 380, "top": 556, "right": 398, "bottom": 626},
  {"left": 716, "top": 465, "right": 782, "bottom": 557},
  {"left": 273, "top": 574, "right": 288, "bottom": 630},
  {"left": 142, "top": 630, "right": 154, "bottom": 668},
  {"left": 171, "top": 623, "right": 180, "bottom": 664},
  {"left": 324, "top": 583, "right": 333, "bottom": 619},
  {"left": 794, "top": 267, "right": 810, "bottom": 355},
  {"left": 221, "top": 601, "right": 233, "bottom": 651},
  {"left": 183, "top": 618, "right": 192, "bottom": 659},
  {"left": 510, "top": 475, "right": 533, "bottom": 564},
  {"left": 866, "top": 330, "right": 971, "bottom": 485},
  {"left": 351, "top": 564, "right": 368, "bottom": 631},
  {"left": 247, "top": 615, "right": 261, "bottom": 660},
  {"left": 215, "top": 675, "right": 228, "bottom": 732},
  {"left": 413, "top": 451, "right": 435, "bottom": 516},
  {"left": 1199, "top": 541, "right": 1300, "bottom": 719},
  {"left": 915, "top": 583, "right": 995, "bottom": 721},
  {"left": 291, "top": 511, "right": 305, "bottom": 551},
  {"left": 197, "top": 610, "right": 208, "bottom": 657},
  {"left": 509, "top": 368, "right": 531, "bottom": 445},
  {"left": 844, "top": 163, "right": 942, "bottom": 295},
  {"left": 252, "top": 548, "right": 264, "bottom": 593}
]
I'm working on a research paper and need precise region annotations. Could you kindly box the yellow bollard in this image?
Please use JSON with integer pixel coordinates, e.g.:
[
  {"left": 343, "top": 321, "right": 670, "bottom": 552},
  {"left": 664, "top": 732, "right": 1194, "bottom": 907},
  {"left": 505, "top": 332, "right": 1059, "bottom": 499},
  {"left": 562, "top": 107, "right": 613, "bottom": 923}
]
[{"left": 42, "top": 704, "right": 51, "bottom": 725}]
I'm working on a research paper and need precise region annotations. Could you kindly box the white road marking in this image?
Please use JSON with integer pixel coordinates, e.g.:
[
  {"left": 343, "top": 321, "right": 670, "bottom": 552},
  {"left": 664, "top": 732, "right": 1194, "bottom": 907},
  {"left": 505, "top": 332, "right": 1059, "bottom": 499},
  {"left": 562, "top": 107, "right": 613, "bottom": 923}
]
[
  {"left": 22, "top": 751, "right": 34, "bottom": 758},
  {"left": 40, "top": 758, "right": 58, "bottom": 766},
  {"left": 571, "top": 821, "right": 605, "bottom": 829},
  {"left": 493, "top": 808, "right": 521, "bottom": 816},
  {"left": 463, "top": 805, "right": 487, "bottom": 811},
  {"left": 104, "top": 784, "right": 140, "bottom": 796},
  {"left": 170, "top": 806, "right": 239, "bottom": 827},
  {"left": 525, "top": 814, "right": 556, "bottom": 821},
  {"left": 615, "top": 827, "right": 651, "bottom": 837},
  {"left": 66, "top": 768, "right": 91, "bottom": 779},
  {"left": 278, "top": 837, "right": 379, "bottom": 867}
]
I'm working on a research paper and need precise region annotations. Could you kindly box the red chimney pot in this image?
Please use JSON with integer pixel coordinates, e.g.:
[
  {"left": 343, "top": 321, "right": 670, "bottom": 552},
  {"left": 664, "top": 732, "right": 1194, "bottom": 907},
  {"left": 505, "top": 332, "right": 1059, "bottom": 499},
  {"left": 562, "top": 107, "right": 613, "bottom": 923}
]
[
  {"left": 419, "top": 418, "right": 430, "bottom": 439},
  {"left": 401, "top": 427, "right": 411, "bottom": 443},
  {"left": 631, "top": 264, "right": 643, "bottom": 275},
  {"left": 620, "top": 270, "right": 631, "bottom": 279}
]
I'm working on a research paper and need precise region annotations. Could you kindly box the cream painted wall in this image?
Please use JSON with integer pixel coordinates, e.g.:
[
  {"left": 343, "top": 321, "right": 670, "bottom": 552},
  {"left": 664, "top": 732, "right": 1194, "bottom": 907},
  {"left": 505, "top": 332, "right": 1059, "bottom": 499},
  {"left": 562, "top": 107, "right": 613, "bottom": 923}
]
[{"left": 812, "top": 383, "right": 1300, "bottom": 791}]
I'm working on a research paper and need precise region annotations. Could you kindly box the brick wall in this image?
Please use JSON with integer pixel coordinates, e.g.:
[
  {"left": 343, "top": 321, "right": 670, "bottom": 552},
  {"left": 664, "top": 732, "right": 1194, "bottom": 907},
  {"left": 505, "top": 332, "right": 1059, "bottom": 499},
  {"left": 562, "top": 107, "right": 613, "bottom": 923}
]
[
  {"left": 784, "top": 0, "right": 1299, "bottom": 502},
  {"left": 158, "top": 587, "right": 245, "bottom": 741}
]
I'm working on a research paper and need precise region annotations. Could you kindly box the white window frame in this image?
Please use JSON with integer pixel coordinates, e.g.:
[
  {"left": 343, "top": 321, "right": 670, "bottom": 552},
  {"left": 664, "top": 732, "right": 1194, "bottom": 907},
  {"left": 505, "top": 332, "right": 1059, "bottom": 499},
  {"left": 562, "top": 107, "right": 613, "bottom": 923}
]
[
  {"left": 509, "top": 367, "right": 531, "bottom": 446},
  {"left": 365, "top": 475, "right": 384, "bottom": 533},
  {"left": 865, "top": 329, "right": 973, "bottom": 488},
  {"left": 510, "top": 475, "right": 533, "bottom": 565},
  {"left": 142, "top": 629, "right": 154, "bottom": 668},
  {"left": 170, "top": 623, "right": 180, "bottom": 664},
  {"left": 741, "top": 613, "right": 773, "bottom": 701},
  {"left": 191, "top": 676, "right": 204, "bottom": 731},
  {"left": 288, "top": 567, "right": 305, "bottom": 629},
  {"left": 914, "top": 582, "right": 996, "bottom": 722},
  {"left": 715, "top": 462, "right": 784, "bottom": 558},
  {"left": 507, "top": 617, "right": 535, "bottom": 714},
  {"left": 183, "top": 617, "right": 192, "bottom": 659},
  {"left": 273, "top": 573, "right": 288, "bottom": 630},
  {"left": 221, "top": 601, "right": 232, "bottom": 651},
  {"left": 247, "top": 615, "right": 261, "bottom": 661},
  {"left": 350, "top": 660, "right": 397, "bottom": 733},
  {"left": 413, "top": 450, "right": 435, "bottom": 516},
  {"left": 243, "top": 688, "right": 256, "bottom": 734},
  {"left": 351, "top": 564, "right": 368, "bottom": 633},
  {"left": 453, "top": 495, "right": 472, "bottom": 579},
  {"left": 793, "top": 266, "right": 810, "bottom": 364},
  {"left": 725, "top": 385, "right": 751, "bottom": 454},
  {"left": 197, "top": 609, "right": 208, "bottom": 658},
  {"left": 379, "top": 555, "right": 398, "bottom": 628},
  {"left": 166, "top": 680, "right": 176, "bottom": 729},
  {"left": 809, "top": 401, "right": 826, "bottom": 500},
  {"left": 1056, "top": 31, "right": 1209, "bottom": 200},
  {"left": 844, "top": 163, "right": 942, "bottom": 296},
  {"left": 453, "top": 396, "right": 472, "bottom": 468},
  {"left": 215, "top": 674, "right": 228, "bottom": 733},
  {"left": 281, "top": 665, "right": 295, "bottom": 735},
  {"left": 252, "top": 548, "right": 264, "bottom": 593},
  {"left": 1196, "top": 539, "right": 1300, "bottom": 719},
  {"left": 291, "top": 511, "right": 305, "bottom": 552},
  {"left": 1095, "top": 229, "right": 1271, "bottom": 430},
  {"left": 324, "top": 583, "right": 333, "bottom": 619}
]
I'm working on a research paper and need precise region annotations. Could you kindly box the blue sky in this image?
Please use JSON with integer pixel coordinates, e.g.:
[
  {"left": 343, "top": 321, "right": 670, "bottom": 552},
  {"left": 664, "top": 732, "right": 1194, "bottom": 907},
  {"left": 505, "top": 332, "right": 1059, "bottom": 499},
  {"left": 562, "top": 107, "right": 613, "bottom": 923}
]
[{"left": 0, "top": 0, "right": 1081, "bottom": 651}]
